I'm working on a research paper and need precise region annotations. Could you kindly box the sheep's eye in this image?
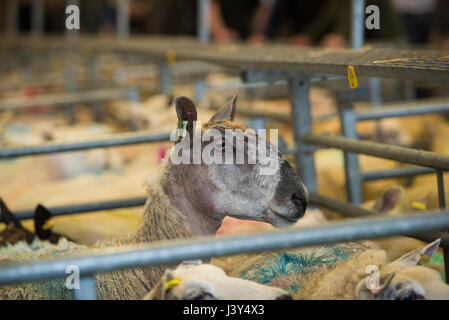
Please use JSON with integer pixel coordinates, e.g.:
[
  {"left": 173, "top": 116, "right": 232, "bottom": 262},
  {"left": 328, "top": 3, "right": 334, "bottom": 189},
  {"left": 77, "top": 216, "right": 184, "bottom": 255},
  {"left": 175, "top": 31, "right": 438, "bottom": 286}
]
[
  {"left": 193, "top": 293, "right": 203, "bottom": 300},
  {"left": 400, "top": 293, "right": 416, "bottom": 300}
]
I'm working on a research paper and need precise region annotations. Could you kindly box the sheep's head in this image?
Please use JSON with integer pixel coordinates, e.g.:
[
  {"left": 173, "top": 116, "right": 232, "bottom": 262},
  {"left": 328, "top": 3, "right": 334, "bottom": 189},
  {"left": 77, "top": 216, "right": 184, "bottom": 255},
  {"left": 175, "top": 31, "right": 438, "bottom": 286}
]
[
  {"left": 0, "top": 199, "right": 34, "bottom": 246},
  {"left": 166, "top": 95, "right": 307, "bottom": 229},
  {"left": 144, "top": 261, "right": 292, "bottom": 300},
  {"left": 0, "top": 200, "right": 63, "bottom": 246},
  {"left": 356, "top": 239, "right": 449, "bottom": 300}
]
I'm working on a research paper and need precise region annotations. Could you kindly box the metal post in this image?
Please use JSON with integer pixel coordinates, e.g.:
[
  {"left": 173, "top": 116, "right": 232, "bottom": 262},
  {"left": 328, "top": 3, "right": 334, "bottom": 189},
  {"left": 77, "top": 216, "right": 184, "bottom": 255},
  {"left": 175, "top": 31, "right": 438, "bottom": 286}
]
[
  {"left": 159, "top": 63, "right": 172, "bottom": 96},
  {"left": 128, "top": 87, "right": 141, "bottom": 131},
  {"left": 32, "top": 0, "right": 45, "bottom": 37},
  {"left": 249, "top": 117, "right": 266, "bottom": 133},
  {"left": 341, "top": 105, "right": 363, "bottom": 204},
  {"left": 369, "top": 77, "right": 383, "bottom": 141},
  {"left": 88, "top": 55, "right": 103, "bottom": 122},
  {"left": 65, "top": 0, "right": 80, "bottom": 38},
  {"left": 75, "top": 276, "right": 97, "bottom": 300},
  {"left": 197, "top": 0, "right": 211, "bottom": 43},
  {"left": 437, "top": 170, "right": 446, "bottom": 209},
  {"left": 196, "top": 0, "right": 210, "bottom": 104},
  {"left": 195, "top": 80, "right": 207, "bottom": 103},
  {"left": 351, "top": 0, "right": 365, "bottom": 49},
  {"left": 289, "top": 75, "right": 317, "bottom": 194},
  {"left": 116, "top": 0, "right": 130, "bottom": 39},
  {"left": 6, "top": 0, "right": 19, "bottom": 36},
  {"left": 64, "top": 63, "right": 77, "bottom": 124},
  {"left": 437, "top": 170, "right": 449, "bottom": 284},
  {"left": 127, "top": 87, "right": 141, "bottom": 103}
]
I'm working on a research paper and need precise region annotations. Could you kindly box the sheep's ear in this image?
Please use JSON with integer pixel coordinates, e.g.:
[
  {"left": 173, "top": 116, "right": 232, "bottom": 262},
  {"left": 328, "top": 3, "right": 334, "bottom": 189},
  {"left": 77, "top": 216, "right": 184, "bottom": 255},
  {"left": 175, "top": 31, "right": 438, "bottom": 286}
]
[
  {"left": 34, "top": 204, "right": 53, "bottom": 240},
  {"left": 373, "top": 186, "right": 403, "bottom": 213},
  {"left": 392, "top": 239, "right": 441, "bottom": 268},
  {"left": 175, "top": 96, "right": 197, "bottom": 143},
  {"left": 356, "top": 272, "right": 396, "bottom": 299},
  {"left": 0, "top": 199, "right": 21, "bottom": 228},
  {"left": 209, "top": 93, "right": 237, "bottom": 122}
]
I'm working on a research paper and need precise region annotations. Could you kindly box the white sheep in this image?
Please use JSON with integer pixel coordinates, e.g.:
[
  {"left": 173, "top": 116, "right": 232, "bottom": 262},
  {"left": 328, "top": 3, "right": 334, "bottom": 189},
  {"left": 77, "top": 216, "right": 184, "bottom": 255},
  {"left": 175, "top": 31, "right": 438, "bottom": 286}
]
[
  {"left": 144, "top": 261, "right": 292, "bottom": 300},
  {"left": 213, "top": 210, "right": 449, "bottom": 299}
]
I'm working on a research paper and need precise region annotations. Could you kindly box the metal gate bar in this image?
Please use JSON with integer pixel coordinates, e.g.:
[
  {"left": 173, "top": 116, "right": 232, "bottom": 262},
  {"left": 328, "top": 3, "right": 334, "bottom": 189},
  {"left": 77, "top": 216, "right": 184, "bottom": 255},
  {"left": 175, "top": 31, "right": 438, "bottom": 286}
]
[
  {"left": 308, "top": 192, "right": 449, "bottom": 246},
  {"left": 0, "top": 211, "right": 448, "bottom": 286},
  {"left": 9, "top": 197, "right": 147, "bottom": 221},
  {"left": 362, "top": 167, "right": 435, "bottom": 181},
  {"left": 0, "top": 132, "right": 170, "bottom": 159},
  {"left": 356, "top": 97, "right": 449, "bottom": 121},
  {"left": 3, "top": 37, "right": 449, "bottom": 82},
  {"left": 303, "top": 134, "right": 449, "bottom": 170},
  {"left": 0, "top": 87, "right": 137, "bottom": 112}
]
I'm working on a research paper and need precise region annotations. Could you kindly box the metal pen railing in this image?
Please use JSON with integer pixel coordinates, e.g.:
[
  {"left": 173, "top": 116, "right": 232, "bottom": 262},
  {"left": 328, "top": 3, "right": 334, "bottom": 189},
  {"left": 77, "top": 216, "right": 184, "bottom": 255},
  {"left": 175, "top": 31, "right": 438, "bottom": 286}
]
[
  {"left": 1, "top": 211, "right": 449, "bottom": 299},
  {"left": 1, "top": 0, "right": 449, "bottom": 297}
]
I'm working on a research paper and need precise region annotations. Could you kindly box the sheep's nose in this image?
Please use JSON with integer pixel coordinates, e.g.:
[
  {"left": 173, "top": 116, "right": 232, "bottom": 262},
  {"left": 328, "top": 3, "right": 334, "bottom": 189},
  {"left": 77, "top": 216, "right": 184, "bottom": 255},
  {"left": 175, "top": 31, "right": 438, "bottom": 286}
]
[
  {"left": 276, "top": 294, "right": 293, "bottom": 300},
  {"left": 292, "top": 192, "right": 307, "bottom": 214}
]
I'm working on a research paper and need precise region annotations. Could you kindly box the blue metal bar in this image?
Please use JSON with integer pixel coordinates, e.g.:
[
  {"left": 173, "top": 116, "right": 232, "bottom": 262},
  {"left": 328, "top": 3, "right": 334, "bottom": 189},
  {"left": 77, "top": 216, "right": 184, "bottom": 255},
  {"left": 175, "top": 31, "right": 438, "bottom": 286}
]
[
  {"left": 249, "top": 116, "right": 266, "bottom": 132},
  {"left": 341, "top": 106, "right": 363, "bottom": 204},
  {"left": 0, "top": 132, "right": 171, "bottom": 159},
  {"left": 436, "top": 170, "right": 449, "bottom": 284},
  {"left": 356, "top": 99, "right": 449, "bottom": 121},
  {"left": 159, "top": 63, "right": 172, "bottom": 95},
  {"left": 362, "top": 167, "right": 435, "bottom": 181},
  {"left": 303, "top": 134, "right": 449, "bottom": 171},
  {"left": 197, "top": 0, "right": 211, "bottom": 43},
  {"left": 437, "top": 170, "right": 447, "bottom": 210},
  {"left": 290, "top": 75, "right": 317, "bottom": 194},
  {"left": 31, "top": 0, "right": 44, "bottom": 37},
  {"left": 1, "top": 211, "right": 449, "bottom": 286},
  {"left": 116, "top": 0, "right": 130, "bottom": 39},
  {"left": 351, "top": 0, "right": 366, "bottom": 49},
  {"left": 75, "top": 276, "right": 97, "bottom": 300},
  {"left": 65, "top": 0, "right": 80, "bottom": 38},
  {"left": 6, "top": 0, "right": 19, "bottom": 36},
  {"left": 64, "top": 63, "right": 77, "bottom": 124},
  {"left": 308, "top": 192, "right": 448, "bottom": 244},
  {"left": 10, "top": 197, "right": 147, "bottom": 221}
]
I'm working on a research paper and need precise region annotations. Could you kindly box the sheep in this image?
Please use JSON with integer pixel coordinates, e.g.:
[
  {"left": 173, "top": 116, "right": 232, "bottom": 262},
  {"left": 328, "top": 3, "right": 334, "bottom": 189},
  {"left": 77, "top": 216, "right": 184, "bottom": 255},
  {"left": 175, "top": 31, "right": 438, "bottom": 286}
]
[
  {"left": 0, "top": 95, "right": 308, "bottom": 300},
  {"left": 0, "top": 199, "right": 34, "bottom": 246},
  {"left": 144, "top": 261, "right": 292, "bottom": 300},
  {"left": 212, "top": 187, "right": 448, "bottom": 299},
  {"left": 213, "top": 214, "right": 449, "bottom": 299},
  {"left": 0, "top": 199, "right": 64, "bottom": 246}
]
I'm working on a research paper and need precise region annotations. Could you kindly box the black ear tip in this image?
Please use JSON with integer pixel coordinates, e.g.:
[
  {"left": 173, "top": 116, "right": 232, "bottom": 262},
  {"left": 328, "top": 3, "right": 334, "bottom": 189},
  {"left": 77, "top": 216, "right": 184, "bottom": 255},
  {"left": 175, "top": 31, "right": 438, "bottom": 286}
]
[
  {"left": 175, "top": 96, "right": 195, "bottom": 106},
  {"left": 35, "top": 204, "right": 51, "bottom": 216},
  {"left": 0, "top": 198, "right": 9, "bottom": 212}
]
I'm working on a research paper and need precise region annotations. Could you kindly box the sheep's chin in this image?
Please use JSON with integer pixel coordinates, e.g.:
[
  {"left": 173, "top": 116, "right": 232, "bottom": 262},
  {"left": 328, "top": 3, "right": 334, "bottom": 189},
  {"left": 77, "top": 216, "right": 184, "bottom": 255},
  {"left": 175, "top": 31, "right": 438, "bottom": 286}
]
[{"left": 265, "top": 210, "right": 299, "bottom": 228}]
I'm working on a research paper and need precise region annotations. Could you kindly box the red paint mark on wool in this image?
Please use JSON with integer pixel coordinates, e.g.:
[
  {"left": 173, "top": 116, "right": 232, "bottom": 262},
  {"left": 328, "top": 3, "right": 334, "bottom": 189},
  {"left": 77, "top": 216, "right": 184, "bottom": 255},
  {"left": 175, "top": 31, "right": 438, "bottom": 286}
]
[
  {"left": 208, "top": 202, "right": 216, "bottom": 210},
  {"left": 157, "top": 144, "right": 168, "bottom": 165}
]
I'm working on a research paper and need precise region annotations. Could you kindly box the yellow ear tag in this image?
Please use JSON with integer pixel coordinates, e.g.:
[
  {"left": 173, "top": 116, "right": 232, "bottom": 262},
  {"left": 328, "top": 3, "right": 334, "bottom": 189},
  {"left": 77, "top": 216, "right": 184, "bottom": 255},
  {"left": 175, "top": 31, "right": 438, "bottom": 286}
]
[
  {"left": 347, "top": 65, "right": 358, "bottom": 89},
  {"left": 42, "top": 219, "right": 55, "bottom": 231},
  {"left": 165, "top": 276, "right": 182, "bottom": 290},
  {"left": 411, "top": 201, "right": 426, "bottom": 210},
  {"left": 166, "top": 50, "right": 176, "bottom": 65}
]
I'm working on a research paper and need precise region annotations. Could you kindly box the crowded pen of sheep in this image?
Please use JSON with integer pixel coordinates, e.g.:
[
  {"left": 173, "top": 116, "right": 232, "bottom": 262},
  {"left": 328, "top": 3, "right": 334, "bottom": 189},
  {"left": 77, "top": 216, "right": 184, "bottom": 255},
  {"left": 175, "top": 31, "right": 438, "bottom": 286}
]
[{"left": 1, "top": 0, "right": 449, "bottom": 303}]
